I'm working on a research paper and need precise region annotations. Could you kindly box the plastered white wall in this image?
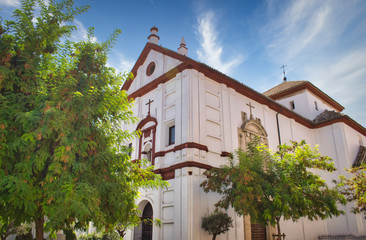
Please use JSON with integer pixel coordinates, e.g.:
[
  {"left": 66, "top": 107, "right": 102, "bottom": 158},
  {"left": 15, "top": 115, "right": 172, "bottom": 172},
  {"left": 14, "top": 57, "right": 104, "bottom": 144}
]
[{"left": 124, "top": 48, "right": 366, "bottom": 240}]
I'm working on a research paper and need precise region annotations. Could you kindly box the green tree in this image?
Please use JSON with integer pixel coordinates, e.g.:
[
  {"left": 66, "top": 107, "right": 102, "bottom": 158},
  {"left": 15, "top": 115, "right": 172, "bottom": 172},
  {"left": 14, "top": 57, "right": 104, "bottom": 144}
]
[
  {"left": 0, "top": 1, "right": 165, "bottom": 240},
  {"left": 201, "top": 139, "right": 346, "bottom": 240},
  {"left": 114, "top": 212, "right": 161, "bottom": 239},
  {"left": 0, "top": 216, "right": 16, "bottom": 240},
  {"left": 114, "top": 208, "right": 162, "bottom": 238},
  {"left": 338, "top": 163, "right": 366, "bottom": 218},
  {"left": 201, "top": 211, "right": 233, "bottom": 240}
]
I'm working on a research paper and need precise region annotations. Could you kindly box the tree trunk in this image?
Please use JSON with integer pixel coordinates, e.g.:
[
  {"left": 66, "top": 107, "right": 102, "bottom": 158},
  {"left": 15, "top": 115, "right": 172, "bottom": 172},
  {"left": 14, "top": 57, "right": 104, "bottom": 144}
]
[
  {"left": 212, "top": 234, "right": 216, "bottom": 240},
  {"left": 276, "top": 217, "right": 281, "bottom": 240},
  {"left": 117, "top": 229, "right": 126, "bottom": 238},
  {"left": 35, "top": 214, "right": 44, "bottom": 240}
]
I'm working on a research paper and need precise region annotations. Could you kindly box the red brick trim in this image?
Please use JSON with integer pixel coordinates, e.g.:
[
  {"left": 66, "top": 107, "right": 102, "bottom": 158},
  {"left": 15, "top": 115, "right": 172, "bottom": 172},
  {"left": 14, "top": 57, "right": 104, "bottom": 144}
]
[
  {"left": 136, "top": 116, "right": 158, "bottom": 131},
  {"left": 121, "top": 43, "right": 194, "bottom": 92},
  {"left": 220, "top": 151, "right": 233, "bottom": 158},
  {"left": 154, "top": 161, "right": 213, "bottom": 180},
  {"left": 136, "top": 116, "right": 158, "bottom": 164},
  {"left": 123, "top": 43, "right": 366, "bottom": 137},
  {"left": 154, "top": 142, "right": 209, "bottom": 158},
  {"left": 266, "top": 81, "right": 344, "bottom": 112},
  {"left": 148, "top": 34, "right": 160, "bottom": 40},
  {"left": 128, "top": 63, "right": 193, "bottom": 100},
  {"left": 313, "top": 115, "right": 366, "bottom": 135},
  {"left": 150, "top": 26, "right": 158, "bottom": 32}
]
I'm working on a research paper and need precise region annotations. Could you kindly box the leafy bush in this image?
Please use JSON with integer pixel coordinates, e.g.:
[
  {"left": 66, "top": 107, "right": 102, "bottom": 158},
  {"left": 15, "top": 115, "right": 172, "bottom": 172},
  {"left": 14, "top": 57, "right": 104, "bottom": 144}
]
[
  {"left": 102, "top": 231, "right": 120, "bottom": 240},
  {"left": 201, "top": 211, "right": 233, "bottom": 240},
  {"left": 78, "top": 232, "right": 102, "bottom": 240},
  {"left": 78, "top": 231, "right": 120, "bottom": 240}
]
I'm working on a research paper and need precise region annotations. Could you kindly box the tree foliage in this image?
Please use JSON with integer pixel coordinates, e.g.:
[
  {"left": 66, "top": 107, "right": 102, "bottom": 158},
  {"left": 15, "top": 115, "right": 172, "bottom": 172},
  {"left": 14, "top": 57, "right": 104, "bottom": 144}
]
[
  {"left": 201, "top": 211, "right": 233, "bottom": 240},
  {"left": 201, "top": 139, "right": 346, "bottom": 239},
  {"left": 0, "top": 1, "right": 166, "bottom": 239},
  {"left": 0, "top": 216, "right": 16, "bottom": 240},
  {"left": 338, "top": 163, "right": 366, "bottom": 218},
  {"left": 114, "top": 207, "right": 161, "bottom": 239}
]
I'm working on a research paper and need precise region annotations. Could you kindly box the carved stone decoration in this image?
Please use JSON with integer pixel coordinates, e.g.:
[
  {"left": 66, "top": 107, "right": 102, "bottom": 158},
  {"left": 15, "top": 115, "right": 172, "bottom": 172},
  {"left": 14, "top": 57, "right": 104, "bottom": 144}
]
[
  {"left": 238, "top": 118, "right": 268, "bottom": 151},
  {"left": 238, "top": 114, "right": 273, "bottom": 240}
]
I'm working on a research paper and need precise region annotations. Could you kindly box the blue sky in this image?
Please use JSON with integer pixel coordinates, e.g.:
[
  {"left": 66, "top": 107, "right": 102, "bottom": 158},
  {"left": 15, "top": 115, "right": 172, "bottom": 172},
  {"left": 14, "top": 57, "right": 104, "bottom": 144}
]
[{"left": 1, "top": 0, "right": 366, "bottom": 127}]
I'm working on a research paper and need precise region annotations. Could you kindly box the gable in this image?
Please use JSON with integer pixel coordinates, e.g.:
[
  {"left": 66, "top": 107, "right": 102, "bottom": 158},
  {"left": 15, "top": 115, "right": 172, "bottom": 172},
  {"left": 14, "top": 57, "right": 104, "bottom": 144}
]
[
  {"left": 122, "top": 43, "right": 366, "bottom": 137},
  {"left": 122, "top": 42, "right": 191, "bottom": 93},
  {"left": 126, "top": 49, "right": 182, "bottom": 95}
]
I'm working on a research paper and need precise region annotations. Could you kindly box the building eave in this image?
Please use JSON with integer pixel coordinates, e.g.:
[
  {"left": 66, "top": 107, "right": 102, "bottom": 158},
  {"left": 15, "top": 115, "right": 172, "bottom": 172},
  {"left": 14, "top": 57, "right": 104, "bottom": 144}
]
[
  {"left": 266, "top": 81, "right": 344, "bottom": 112},
  {"left": 123, "top": 43, "right": 365, "bottom": 137}
]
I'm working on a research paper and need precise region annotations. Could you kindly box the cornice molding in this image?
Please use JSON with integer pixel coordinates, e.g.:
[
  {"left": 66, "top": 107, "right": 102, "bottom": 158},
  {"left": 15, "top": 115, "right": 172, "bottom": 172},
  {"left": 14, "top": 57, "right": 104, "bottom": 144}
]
[
  {"left": 154, "top": 161, "right": 212, "bottom": 180},
  {"left": 155, "top": 142, "right": 208, "bottom": 158},
  {"left": 123, "top": 43, "right": 366, "bottom": 138}
]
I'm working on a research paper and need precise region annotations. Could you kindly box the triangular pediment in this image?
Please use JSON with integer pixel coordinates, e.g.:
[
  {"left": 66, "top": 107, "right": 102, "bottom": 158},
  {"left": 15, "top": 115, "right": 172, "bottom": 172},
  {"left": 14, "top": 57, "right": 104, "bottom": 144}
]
[{"left": 122, "top": 43, "right": 190, "bottom": 94}]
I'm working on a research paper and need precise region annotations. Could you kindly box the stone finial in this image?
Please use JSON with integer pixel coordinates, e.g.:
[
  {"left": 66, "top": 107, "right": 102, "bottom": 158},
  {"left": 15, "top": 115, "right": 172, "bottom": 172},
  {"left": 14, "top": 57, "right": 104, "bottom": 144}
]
[
  {"left": 177, "top": 37, "right": 188, "bottom": 56},
  {"left": 148, "top": 26, "right": 160, "bottom": 44}
]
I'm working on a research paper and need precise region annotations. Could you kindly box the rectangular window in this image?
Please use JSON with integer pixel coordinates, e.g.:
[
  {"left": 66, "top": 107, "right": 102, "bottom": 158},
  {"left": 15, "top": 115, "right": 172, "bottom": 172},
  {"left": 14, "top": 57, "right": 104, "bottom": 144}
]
[
  {"left": 168, "top": 125, "right": 175, "bottom": 145},
  {"left": 353, "top": 146, "right": 366, "bottom": 167},
  {"left": 128, "top": 143, "right": 132, "bottom": 157},
  {"left": 289, "top": 101, "right": 295, "bottom": 110},
  {"left": 315, "top": 101, "right": 318, "bottom": 111}
]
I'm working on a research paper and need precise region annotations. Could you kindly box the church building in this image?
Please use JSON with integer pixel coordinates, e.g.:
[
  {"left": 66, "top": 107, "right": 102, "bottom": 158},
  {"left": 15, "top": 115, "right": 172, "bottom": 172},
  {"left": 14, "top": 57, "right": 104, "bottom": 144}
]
[{"left": 121, "top": 27, "right": 366, "bottom": 240}]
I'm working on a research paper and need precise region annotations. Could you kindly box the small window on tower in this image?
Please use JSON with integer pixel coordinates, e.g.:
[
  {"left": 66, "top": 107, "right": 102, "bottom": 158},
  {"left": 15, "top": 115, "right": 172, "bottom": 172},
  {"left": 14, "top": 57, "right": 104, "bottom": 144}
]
[
  {"left": 289, "top": 101, "right": 295, "bottom": 110},
  {"left": 146, "top": 149, "right": 152, "bottom": 163},
  {"left": 128, "top": 143, "right": 132, "bottom": 157},
  {"left": 315, "top": 101, "right": 318, "bottom": 111},
  {"left": 168, "top": 125, "right": 175, "bottom": 145},
  {"left": 353, "top": 146, "right": 366, "bottom": 167}
]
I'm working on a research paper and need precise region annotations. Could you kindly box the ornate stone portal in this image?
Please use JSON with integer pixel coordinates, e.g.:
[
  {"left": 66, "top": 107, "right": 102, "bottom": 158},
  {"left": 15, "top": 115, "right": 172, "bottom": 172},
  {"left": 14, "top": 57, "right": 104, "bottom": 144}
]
[
  {"left": 238, "top": 103, "right": 274, "bottom": 240},
  {"left": 238, "top": 111, "right": 268, "bottom": 150}
]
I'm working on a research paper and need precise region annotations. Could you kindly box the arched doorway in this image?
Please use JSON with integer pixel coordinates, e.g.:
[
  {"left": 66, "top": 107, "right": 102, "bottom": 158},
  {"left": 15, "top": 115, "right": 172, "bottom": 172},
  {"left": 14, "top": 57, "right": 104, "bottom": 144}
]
[{"left": 141, "top": 203, "right": 153, "bottom": 240}]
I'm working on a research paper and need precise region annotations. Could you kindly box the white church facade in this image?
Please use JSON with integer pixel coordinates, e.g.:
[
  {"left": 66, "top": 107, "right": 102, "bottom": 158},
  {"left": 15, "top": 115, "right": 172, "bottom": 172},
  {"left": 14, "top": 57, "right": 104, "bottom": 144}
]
[{"left": 122, "top": 27, "right": 366, "bottom": 240}]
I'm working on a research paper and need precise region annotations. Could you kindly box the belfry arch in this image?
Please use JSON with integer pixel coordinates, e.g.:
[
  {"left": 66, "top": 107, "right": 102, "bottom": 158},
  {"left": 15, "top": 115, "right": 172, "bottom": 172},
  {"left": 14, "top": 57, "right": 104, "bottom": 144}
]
[{"left": 136, "top": 115, "right": 157, "bottom": 165}]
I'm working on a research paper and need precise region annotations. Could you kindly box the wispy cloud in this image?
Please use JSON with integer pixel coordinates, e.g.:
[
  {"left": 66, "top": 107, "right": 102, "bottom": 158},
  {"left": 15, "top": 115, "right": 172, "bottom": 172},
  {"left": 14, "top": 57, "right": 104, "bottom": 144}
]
[
  {"left": 305, "top": 48, "right": 366, "bottom": 106},
  {"left": 196, "top": 11, "right": 243, "bottom": 75},
  {"left": 260, "top": 0, "right": 366, "bottom": 125},
  {"left": 69, "top": 19, "right": 98, "bottom": 43},
  {"left": 263, "top": 0, "right": 337, "bottom": 62},
  {"left": 0, "top": 0, "right": 20, "bottom": 7},
  {"left": 107, "top": 50, "right": 134, "bottom": 74}
]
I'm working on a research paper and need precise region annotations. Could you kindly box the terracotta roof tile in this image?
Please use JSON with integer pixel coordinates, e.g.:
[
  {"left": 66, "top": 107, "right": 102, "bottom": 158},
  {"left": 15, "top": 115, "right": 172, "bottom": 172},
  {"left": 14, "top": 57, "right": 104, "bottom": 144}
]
[
  {"left": 313, "top": 110, "right": 343, "bottom": 124},
  {"left": 262, "top": 80, "right": 307, "bottom": 97}
]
